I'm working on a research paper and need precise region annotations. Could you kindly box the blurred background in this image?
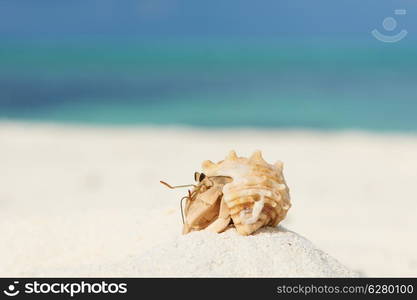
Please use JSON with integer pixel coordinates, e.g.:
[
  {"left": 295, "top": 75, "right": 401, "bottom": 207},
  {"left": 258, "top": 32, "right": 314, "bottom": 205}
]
[
  {"left": 1, "top": 0, "right": 416, "bottom": 131},
  {"left": 1, "top": 1, "right": 417, "bottom": 277}
]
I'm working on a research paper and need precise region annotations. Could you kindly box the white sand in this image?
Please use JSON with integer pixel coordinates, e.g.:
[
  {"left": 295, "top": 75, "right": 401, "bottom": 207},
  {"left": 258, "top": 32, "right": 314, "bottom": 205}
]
[
  {"left": 130, "top": 226, "right": 357, "bottom": 277},
  {"left": 0, "top": 122, "right": 416, "bottom": 277}
]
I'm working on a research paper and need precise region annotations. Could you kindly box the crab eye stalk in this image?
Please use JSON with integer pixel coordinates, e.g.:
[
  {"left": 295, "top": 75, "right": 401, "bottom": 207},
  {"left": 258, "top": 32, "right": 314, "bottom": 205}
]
[
  {"left": 194, "top": 172, "right": 206, "bottom": 182},
  {"left": 199, "top": 173, "right": 206, "bottom": 181}
]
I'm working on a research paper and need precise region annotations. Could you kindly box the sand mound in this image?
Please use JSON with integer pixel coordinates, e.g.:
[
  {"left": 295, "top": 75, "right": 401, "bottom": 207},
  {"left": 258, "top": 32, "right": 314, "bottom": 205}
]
[
  {"left": 135, "top": 226, "right": 357, "bottom": 277},
  {"left": 30, "top": 226, "right": 357, "bottom": 277}
]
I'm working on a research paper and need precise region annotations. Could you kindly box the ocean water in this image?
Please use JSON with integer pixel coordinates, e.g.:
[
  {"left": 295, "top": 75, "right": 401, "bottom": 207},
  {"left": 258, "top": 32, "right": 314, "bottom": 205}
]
[{"left": 1, "top": 40, "right": 416, "bottom": 132}]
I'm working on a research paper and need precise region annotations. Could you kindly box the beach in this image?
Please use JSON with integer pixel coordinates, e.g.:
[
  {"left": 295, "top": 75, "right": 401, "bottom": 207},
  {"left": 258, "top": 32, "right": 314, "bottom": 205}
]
[{"left": 0, "top": 122, "right": 416, "bottom": 277}]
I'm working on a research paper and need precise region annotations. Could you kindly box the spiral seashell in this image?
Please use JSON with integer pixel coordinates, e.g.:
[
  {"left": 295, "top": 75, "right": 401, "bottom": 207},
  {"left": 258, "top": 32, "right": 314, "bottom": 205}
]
[{"left": 202, "top": 150, "right": 291, "bottom": 235}]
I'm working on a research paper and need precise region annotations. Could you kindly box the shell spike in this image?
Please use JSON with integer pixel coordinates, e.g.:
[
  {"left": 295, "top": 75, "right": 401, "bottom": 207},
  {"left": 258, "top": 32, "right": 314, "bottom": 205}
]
[
  {"left": 274, "top": 161, "right": 284, "bottom": 171},
  {"left": 202, "top": 160, "right": 216, "bottom": 171},
  {"left": 249, "top": 150, "right": 265, "bottom": 163},
  {"left": 226, "top": 150, "right": 238, "bottom": 161}
]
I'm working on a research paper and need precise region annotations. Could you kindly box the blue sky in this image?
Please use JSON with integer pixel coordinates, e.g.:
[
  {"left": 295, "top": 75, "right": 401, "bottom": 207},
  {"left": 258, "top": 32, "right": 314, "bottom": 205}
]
[{"left": 0, "top": 0, "right": 415, "bottom": 40}]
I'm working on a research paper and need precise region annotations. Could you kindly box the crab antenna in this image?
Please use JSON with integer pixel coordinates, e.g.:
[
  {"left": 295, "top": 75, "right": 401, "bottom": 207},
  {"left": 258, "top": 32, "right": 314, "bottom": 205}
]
[
  {"left": 160, "top": 181, "right": 195, "bottom": 189},
  {"left": 180, "top": 195, "right": 188, "bottom": 225}
]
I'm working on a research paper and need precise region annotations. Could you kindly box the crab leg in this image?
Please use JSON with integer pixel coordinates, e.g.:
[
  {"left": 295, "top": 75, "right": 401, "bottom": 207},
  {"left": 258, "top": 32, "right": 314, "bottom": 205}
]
[
  {"left": 205, "top": 198, "right": 231, "bottom": 233},
  {"left": 182, "top": 185, "right": 223, "bottom": 234}
]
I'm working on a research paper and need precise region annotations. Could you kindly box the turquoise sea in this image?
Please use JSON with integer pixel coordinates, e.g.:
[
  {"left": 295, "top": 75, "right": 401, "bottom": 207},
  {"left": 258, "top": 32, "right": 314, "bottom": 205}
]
[{"left": 1, "top": 39, "right": 416, "bottom": 132}]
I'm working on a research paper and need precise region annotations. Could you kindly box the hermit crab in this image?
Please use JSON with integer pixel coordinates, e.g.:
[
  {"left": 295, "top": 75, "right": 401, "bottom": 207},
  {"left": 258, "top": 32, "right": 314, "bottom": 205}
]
[{"left": 160, "top": 150, "right": 291, "bottom": 235}]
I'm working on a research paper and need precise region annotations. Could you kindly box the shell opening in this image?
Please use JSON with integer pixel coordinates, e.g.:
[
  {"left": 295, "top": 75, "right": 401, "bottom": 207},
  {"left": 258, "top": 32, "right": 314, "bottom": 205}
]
[{"left": 239, "top": 195, "right": 265, "bottom": 225}]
